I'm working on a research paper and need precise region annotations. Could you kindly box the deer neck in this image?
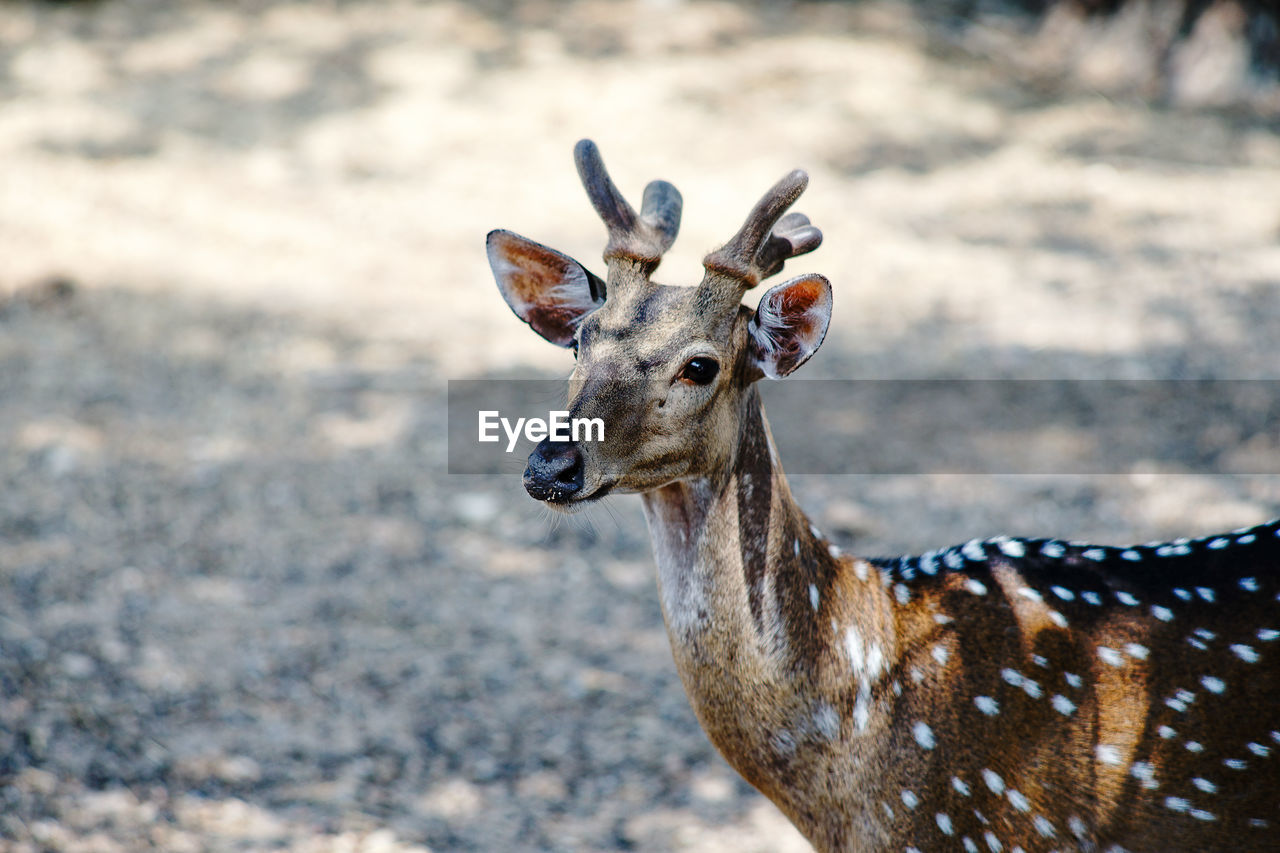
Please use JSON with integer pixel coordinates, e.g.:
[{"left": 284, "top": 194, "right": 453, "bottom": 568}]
[
  {"left": 639, "top": 387, "right": 903, "bottom": 829},
  {"left": 641, "top": 388, "right": 814, "bottom": 646}
]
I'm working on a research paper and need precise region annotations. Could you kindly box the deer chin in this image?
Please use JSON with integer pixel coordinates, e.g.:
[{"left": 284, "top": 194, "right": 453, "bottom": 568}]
[{"left": 538, "top": 480, "right": 615, "bottom": 513}]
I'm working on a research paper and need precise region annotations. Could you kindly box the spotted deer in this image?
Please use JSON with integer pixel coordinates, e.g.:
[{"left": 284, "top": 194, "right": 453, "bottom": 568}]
[{"left": 486, "top": 139, "right": 1280, "bottom": 852}]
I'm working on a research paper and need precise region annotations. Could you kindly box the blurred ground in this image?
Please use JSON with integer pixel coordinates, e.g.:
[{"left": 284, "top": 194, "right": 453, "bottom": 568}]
[{"left": 2, "top": 1, "right": 1280, "bottom": 851}]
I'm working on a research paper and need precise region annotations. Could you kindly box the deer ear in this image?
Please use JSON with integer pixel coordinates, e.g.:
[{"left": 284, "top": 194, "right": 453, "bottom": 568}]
[
  {"left": 748, "top": 273, "right": 832, "bottom": 379},
  {"left": 487, "top": 230, "right": 606, "bottom": 348}
]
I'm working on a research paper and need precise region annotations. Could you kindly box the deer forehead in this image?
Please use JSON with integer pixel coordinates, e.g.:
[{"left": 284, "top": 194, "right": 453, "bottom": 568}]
[{"left": 582, "top": 285, "right": 743, "bottom": 363}]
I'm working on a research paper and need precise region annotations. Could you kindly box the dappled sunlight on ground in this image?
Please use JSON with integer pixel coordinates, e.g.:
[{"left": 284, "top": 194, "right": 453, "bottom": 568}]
[{"left": 1, "top": 1, "right": 1279, "bottom": 850}]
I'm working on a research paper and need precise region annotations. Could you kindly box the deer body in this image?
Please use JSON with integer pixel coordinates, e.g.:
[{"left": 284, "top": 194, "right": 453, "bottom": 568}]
[{"left": 487, "top": 140, "right": 1280, "bottom": 852}]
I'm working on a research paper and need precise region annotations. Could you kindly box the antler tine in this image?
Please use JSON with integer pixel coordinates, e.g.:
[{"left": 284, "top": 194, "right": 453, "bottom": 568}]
[
  {"left": 754, "top": 211, "right": 823, "bottom": 280},
  {"left": 573, "top": 139, "right": 682, "bottom": 272},
  {"left": 702, "top": 169, "right": 817, "bottom": 290}
]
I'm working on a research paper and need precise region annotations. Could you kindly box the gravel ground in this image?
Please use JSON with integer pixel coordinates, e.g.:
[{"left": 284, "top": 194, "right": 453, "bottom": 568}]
[{"left": 2, "top": 1, "right": 1280, "bottom": 851}]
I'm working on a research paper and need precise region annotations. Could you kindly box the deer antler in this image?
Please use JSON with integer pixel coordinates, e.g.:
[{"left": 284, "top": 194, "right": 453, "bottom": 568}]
[
  {"left": 574, "top": 139, "right": 682, "bottom": 280},
  {"left": 699, "top": 170, "right": 822, "bottom": 310}
]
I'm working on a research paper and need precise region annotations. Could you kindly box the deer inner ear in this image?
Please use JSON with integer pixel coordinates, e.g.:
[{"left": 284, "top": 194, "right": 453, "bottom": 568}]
[
  {"left": 749, "top": 273, "right": 833, "bottom": 379},
  {"left": 487, "top": 229, "right": 605, "bottom": 348}
]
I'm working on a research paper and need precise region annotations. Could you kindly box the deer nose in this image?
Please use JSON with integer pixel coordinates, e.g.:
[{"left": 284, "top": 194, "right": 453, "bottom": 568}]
[{"left": 524, "top": 439, "right": 584, "bottom": 502}]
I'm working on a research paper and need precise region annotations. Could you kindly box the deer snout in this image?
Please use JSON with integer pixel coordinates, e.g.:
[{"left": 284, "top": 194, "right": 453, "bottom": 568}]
[{"left": 524, "top": 439, "right": 584, "bottom": 503}]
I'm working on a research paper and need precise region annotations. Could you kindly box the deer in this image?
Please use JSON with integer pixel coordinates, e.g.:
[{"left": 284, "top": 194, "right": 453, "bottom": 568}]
[{"left": 485, "top": 139, "right": 1280, "bottom": 852}]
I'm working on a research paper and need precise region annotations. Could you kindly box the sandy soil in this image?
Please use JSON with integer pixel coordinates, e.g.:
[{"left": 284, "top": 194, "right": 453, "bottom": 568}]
[{"left": 2, "top": 1, "right": 1280, "bottom": 850}]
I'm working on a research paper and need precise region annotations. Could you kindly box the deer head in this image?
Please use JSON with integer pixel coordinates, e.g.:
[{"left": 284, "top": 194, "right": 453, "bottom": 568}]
[{"left": 487, "top": 139, "right": 830, "bottom": 508}]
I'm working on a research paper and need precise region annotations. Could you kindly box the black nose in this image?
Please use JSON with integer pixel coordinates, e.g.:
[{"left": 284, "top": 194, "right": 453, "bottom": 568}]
[{"left": 524, "top": 439, "right": 583, "bottom": 502}]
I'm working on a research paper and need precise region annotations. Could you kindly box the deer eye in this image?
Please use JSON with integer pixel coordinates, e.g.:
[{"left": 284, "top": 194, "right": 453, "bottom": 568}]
[{"left": 678, "top": 357, "right": 719, "bottom": 385}]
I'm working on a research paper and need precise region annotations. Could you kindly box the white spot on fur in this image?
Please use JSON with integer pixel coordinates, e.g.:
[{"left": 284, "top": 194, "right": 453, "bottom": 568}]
[
  {"left": 845, "top": 627, "right": 865, "bottom": 672},
  {"left": 1125, "top": 643, "right": 1149, "bottom": 660},
  {"left": 975, "top": 696, "right": 999, "bottom": 716},
  {"left": 813, "top": 701, "right": 840, "bottom": 740},
  {"left": 1192, "top": 777, "right": 1217, "bottom": 794},
  {"left": 982, "top": 768, "right": 1004, "bottom": 795},
  {"left": 1096, "top": 745, "right": 1122, "bottom": 765},
  {"left": 1201, "top": 675, "right": 1226, "bottom": 694},
  {"left": 999, "top": 539, "right": 1025, "bottom": 558},
  {"left": 809, "top": 583, "right": 820, "bottom": 611},
  {"left": 966, "top": 578, "right": 988, "bottom": 596},
  {"left": 952, "top": 776, "right": 970, "bottom": 796},
  {"left": 1231, "top": 644, "right": 1260, "bottom": 663},
  {"left": 867, "top": 644, "right": 885, "bottom": 679},
  {"left": 1130, "top": 761, "right": 1157, "bottom": 788},
  {"left": 1098, "top": 646, "right": 1124, "bottom": 667},
  {"left": 1041, "top": 542, "right": 1065, "bottom": 558},
  {"left": 1051, "top": 695, "right": 1076, "bottom": 716},
  {"left": 913, "top": 721, "right": 935, "bottom": 750},
  {"left": 1152, "top": 605, "right": 1174, "bottom": 622},
  {"left": 937, "top": 812, "right": 954, "bottom": 835},
  {"left": 1116, "top": 591, "right": 1139, "bottom": 606},
  {"left": 853, "top": 679, "right": 872, "bottom": 732}
]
